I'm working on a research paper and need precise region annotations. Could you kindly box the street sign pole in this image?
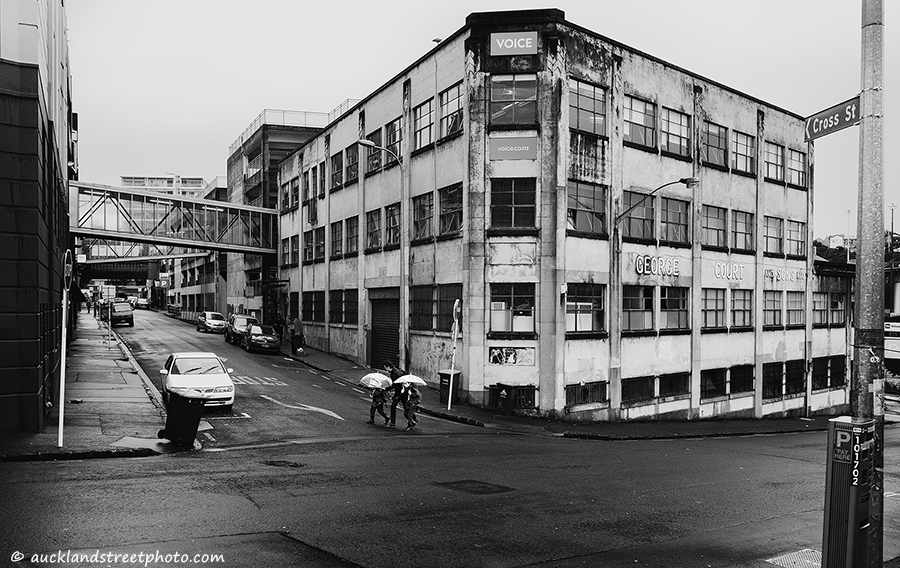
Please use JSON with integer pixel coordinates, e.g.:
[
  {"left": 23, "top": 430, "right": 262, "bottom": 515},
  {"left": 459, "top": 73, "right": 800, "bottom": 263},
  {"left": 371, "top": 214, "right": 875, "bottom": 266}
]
[
  {"left": 447, "top": 299, "right": 461, "bottom": 411},
  {"left": 58, "top": 250, "right": 73, "bottom": 448}
]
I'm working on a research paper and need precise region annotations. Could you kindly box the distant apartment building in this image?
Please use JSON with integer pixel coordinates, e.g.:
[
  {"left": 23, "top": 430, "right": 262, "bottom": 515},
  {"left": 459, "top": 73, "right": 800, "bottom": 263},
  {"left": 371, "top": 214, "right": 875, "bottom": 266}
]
[
  {"left": 277, "top": 8, "right": 851, "bottom": 421},
  {"left": 0, "top": 0, "right": 78, "bottom": 431}
]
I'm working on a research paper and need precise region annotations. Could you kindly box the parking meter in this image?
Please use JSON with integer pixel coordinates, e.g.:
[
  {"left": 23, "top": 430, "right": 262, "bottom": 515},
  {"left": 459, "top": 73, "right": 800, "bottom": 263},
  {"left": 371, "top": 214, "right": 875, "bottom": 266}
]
[{"left": 821, "top": 416, "right": 875, "bottom": 567}]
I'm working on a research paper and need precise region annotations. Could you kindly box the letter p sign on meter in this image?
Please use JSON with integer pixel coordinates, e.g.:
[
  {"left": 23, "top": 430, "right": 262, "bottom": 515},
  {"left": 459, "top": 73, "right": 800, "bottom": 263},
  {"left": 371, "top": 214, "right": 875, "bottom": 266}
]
[{"left": 822, "top": 416, "right": 875, "bottom": 567}]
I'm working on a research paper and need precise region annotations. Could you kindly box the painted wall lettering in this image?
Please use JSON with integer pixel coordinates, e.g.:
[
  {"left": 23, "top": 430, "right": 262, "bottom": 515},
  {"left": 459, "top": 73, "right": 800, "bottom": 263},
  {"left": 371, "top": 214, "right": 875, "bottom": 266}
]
[
  {"left": 714, "top": 262, "right": 746, "bottom": 281},
  {"left": 634, "top": 255, "right": 680, "bottom": 277},
  {"left": 490, "top": 31, "right": 539, "bottom": 56}
]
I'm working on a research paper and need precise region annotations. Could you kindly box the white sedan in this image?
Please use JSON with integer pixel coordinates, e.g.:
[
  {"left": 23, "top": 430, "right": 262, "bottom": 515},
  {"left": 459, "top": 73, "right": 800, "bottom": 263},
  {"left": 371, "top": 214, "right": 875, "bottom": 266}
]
[{"left": 160, "top": 352, "right": 235, "bottom": 411}]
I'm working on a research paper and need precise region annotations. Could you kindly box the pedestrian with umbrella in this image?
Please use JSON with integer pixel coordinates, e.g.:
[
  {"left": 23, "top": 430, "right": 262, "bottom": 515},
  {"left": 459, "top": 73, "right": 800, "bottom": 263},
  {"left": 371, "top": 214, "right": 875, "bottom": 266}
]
[
  {"left": 394, "top": 374, "right": 426, "bottom": 431},
  {"left": 385, "top": 361, "right": 405, "bottom": 428},
  {"left": 360, "top": 373, "right": 392, "bottom": 425}
]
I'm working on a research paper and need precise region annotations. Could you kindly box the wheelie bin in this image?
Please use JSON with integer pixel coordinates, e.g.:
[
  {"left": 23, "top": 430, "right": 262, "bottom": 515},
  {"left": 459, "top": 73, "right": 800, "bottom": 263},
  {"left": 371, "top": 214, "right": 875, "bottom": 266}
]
[
  {"left": 496, "top": 383, "right": 516, "bottom": 416},
  {"left": 157, "top": 390, "right": 205, "bottom": 448}
]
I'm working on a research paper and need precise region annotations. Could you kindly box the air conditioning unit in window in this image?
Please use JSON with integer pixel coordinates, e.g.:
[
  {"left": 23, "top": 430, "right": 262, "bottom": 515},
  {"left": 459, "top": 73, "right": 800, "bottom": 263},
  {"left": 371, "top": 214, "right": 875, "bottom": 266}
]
[{"left": 490, "top": 302, "right": 510, "bottom": 332}]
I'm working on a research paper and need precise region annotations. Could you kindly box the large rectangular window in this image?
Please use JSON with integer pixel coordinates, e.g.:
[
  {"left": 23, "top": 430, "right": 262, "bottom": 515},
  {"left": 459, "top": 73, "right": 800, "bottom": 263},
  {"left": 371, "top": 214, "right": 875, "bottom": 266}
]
[
  {"left": 345, "top": 216, "right": 359, "bottom": 254},
  {"left": 830, "top": 355, "right": 847, "bottom": 387},
  {"left": 701, "top": 288, "right": 726, "bottom": 329},
  {"left": 331, "top": 152, "right": 343, "bottom": 188},
  {"left": 303, "top": 230, "right": 314, "bottom": 262},
  {"left": 785, "top": 360, "right": 805, "bottom": 395},
  {"left": 385, "top": 203, "right": 401, "bottom": 246},
  {"left": 701, "top": 121, "right": 727, "bottom": 167},
  {"left": 365, "top": 209, "right": 381, "bottom": 250},
  {"left": 489, "top": 283, "right": 535, "bottom": 333},
  {"left": 661, "top": 287, "right": 689, "bottom": 330},
  {"left": 566, "top": 283, "right": 605, "bottom": 332},
  {"left": 731, "top": 289, "right": 753, "bottom": 327},
  {"left": 787, "top": 148, "right": 807, "bottom": 187},
  {"left": 314, "top": 227, "right": 325, "bottom": 260},
  {"left": 623, "top": 285, "right": 654, "bottom": 331},
  {"left": 660, "top": 107, "right": 690, "bottom": 157},
  {"left": 345, "top": 289, "right": 359, "bottom": 324},
  {"left": 730, "top": 365, "right": 755, "bottom": 394},
  {"left": 786, "top": 220, "right": 806, "bottom": 256},
  {"left": 365, "top": 130, "right": 382, "bottom": 173},
  {"left": 701, "top": 369, "right": 727, "bottom": 399},
  {"left": 786, "top": 291, "right": 805, "bottom": 326},
  {"left": 568, "top": 79, "right": 606, "bottom": 136},
  {"left": 439, "top": 183, "right": 462, "bottom": 235},
  {"left": 764, "top": 216, "right": 783, "bottom": 254},
  {"left": 567, "top": 180, "right": 606, "bottom": 235},
  {"left": 330, "top": 221, "right": 343, "bottom": 257},
  {"left": 490, "top": 74, "right": 537, "bottom": 125},
  {"left": 290, "top": 235, "right": 299, "bottom": 264},
  {"left": 413, "top": 99, "right": 434, "bottom": 150},
  {"left": 623, "top": 95, "right": 656, "bottom": 148},
  {"left": 290, "top": 177, "right": 299, "bottom": 206},
  {"left": 659, "top": 372, "right": 690, "bottom": 397},
  {"left": 437, "top": 284, "right": 463, "bottom": 332},
  {"left": 329, "top": 290, "right": 344, "bottom": 324},
  {"left": 764, "top": 291, "right": 783, "bottom": 326},
  {"left": 439, "top": 83, "right": 463, "bottom": 139},
  {"left": 732, "top": 210, "right": 754, "bottom": 250},
  {"left": 763, "top": 362, "right": 783, "bottom": 398},
  {"left": 345, "top": 144, "right": 359, "bottom": 184},
  {"left": 731, "top": 131, "right": 756, "bottom": 174},
  {"left": 702, "top": 205, "right": 727, "bottom": 247},
  {"left": 830, "top": 293, "right": 846, "bottom": 325},
  {"left": 813, "top": 292, "right": 828, "bottom": 325},
  {"left": 622, "top": 376, "right": 654, "bottom": 403},
  {"left": 812, "top": 357, "right": 830, "bottom": 390},
  {"left": 410, "top": 286, "right": 434, "bottom": 331},
  {"left": 764, "top": 141, "right": 784, "bottom": 182},
  {"left": 660, "top": 197, "right": 689, "bottom": 243},
  {"left": 622, "top": 191, "right": 654, "bottom": 240},
  {"left": 281, "top": 237, "right": 290, "bottom": 265},
  {"left": 385, "top": 117, "right": 402, "bottom": 165},
  {"left": 413, "top": 193, "right": 433, "bottom": 240},
  {"left": 491, "top": 178, "right": 536, "bottom": 228}
]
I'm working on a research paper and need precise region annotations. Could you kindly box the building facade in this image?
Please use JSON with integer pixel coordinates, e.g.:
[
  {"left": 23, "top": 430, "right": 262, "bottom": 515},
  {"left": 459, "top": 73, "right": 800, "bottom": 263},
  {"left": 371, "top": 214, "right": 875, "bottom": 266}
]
[
  {"left": 0, "top": 0, "right": 78, "bottom": 430},
  {"left": 279, "top": 9, "right": 852, "bottom": 421}
]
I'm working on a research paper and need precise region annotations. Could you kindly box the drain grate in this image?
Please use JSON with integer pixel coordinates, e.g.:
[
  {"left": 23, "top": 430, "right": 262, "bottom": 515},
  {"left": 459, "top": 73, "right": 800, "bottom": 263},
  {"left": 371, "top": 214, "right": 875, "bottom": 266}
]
[
  {"left": 262, "top": 460, "right": 305, "bottom": 468},
  {"left": 434, "top": 480, "right": 514, "bottom": 495},
  {"left": 766, "top": 548, "right": 821, "bottom": 568}
]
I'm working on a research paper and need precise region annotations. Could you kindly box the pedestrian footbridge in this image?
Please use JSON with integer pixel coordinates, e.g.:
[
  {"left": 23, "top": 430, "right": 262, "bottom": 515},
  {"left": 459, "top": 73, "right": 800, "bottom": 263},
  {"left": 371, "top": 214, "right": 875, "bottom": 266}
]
[{"left": 70, "top": 181, "right": 277, "bottom": 255}]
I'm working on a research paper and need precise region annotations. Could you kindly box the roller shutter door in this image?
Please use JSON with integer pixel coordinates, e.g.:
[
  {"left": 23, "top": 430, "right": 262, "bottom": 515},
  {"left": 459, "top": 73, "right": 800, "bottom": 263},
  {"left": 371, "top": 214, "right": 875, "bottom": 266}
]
[{"left": 370, "top": 299, "right": 400, "bottom": 369}]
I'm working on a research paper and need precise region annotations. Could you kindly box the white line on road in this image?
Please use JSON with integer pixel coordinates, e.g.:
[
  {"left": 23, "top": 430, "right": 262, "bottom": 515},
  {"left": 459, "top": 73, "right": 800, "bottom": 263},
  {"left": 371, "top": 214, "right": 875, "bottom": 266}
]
[
  {"left": 205, "top": 412, "right": 251, "bottom": 420},
  {"left": 352, "top": 388, "right": 366, "bottom": 394},
  {"left": 313, "top": 384, "right": 322, "bottom": 388},
  {"left": 260, "top": 394, "right": 344, "bottom": 421}
]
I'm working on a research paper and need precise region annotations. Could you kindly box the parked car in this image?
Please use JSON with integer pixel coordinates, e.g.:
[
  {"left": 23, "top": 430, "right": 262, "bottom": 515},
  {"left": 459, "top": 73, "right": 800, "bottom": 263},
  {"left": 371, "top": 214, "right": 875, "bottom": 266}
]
[
  {"left": 240, "top": 324, "right": 280, "bottom": 353},
  {"left": 159, "top": 352, "right": 234, "bottom": 412},
  {"left": 99, "top": 301, "right": 134, "bottom": 326},
  {"left": 224, "top": 314, "right": 259, "bottom": 344},
  {"left": 196, "top": 311, "right": 226, "bottom": 333},
  {"left": 135, "top": 298, "right": 150, "bottom": 309}
]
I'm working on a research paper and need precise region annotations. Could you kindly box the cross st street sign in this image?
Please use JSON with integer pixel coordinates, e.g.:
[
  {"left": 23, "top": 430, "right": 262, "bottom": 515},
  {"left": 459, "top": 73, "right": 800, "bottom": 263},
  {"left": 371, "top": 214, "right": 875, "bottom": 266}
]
[{"left": 805, "top": 95, "right": 860, "bottom": 141}]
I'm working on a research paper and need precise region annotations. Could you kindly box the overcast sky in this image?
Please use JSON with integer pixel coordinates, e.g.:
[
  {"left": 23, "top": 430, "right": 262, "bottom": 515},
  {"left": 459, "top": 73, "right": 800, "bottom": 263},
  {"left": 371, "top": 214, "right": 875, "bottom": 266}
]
[{"left": 66, "top": 0, "right": 896, "bottom": 238}]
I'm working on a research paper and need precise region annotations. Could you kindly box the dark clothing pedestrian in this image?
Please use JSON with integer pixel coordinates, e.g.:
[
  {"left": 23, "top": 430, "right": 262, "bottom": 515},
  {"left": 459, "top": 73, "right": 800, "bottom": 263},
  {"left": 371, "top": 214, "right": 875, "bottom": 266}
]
[
  {"left": 404, "top": 385, "right": 421, "bottom": 431},
  {"left": 366, "top": 387, "right": 390, "bottom": 424},
  {"left": 386, "top": 363, "right": 405, "bottom": 427}
]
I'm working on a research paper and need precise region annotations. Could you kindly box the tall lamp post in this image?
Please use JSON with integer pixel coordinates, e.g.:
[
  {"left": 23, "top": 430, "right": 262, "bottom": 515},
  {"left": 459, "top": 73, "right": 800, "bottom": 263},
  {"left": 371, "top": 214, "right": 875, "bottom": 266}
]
[
  {"left": 891, "top": 203, "right": 896, "bottom": 313},
  {"left": 358, "top": 139, "right": 409, "bottom": 370}
]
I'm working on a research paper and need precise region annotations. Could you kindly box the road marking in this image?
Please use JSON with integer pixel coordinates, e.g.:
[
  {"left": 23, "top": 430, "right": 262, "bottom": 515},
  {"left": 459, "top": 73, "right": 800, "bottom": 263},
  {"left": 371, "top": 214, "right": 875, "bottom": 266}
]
[
  {"left": 352, "top": 388, "right": 366, "bottom": 394},
  {"left": 313, "top": 384, "right": 322, "bottom": 388},
  {"left": 232, "top": 375, "right": 288, "bottom": 386},
  {"left": 205, "top": 412, "right": 251, "bottom": 420},
  {"left": 260, "top": 394, "right": 344, "bottom": 421}
]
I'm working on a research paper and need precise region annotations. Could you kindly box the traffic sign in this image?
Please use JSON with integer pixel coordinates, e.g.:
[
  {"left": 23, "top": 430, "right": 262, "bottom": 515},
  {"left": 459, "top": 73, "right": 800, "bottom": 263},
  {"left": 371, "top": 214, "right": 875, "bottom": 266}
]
[{"left": 805, "top": 95, "right": 860, "bottom": 141}]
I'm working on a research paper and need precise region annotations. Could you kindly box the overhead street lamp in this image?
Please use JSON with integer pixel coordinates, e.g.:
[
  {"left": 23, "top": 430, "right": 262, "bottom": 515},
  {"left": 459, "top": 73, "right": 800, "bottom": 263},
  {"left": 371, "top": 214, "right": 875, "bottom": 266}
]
[
  {"left": 358, "top": 138, "right": 409, "bottom": 369},
  {"left": 614, "top": 177, "right": 700, "bottom": 225}
]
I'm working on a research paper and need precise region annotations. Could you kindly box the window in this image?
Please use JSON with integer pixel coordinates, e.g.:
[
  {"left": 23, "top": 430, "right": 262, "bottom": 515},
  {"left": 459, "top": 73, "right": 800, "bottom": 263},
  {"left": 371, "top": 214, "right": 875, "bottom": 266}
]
[
  {"left": 730, "top": 365, "right": 755, "bottom": 394},
  {"left": 303, "top": 230, "right": 314, "bottom": 262},
  {"left": 439, "top": 83, "right": 464, "bottom": 139},
  {"left": 311, "top": 165, "right": 317, "bottom": 200},
  {"left": 345, "top": 289, "right": 359, "bottom": 324},
  {"left": 290, "top": 177, "right": 299, "bottom": 206},
  {"left": 701, "top": 369, "right": 726, "bottom": 399},
  {"left": 319, "top": 162, "right": 325, "bottom": 197},
  {"left": 329, "top": 290, "right": 343, "bottom": 324},
  {"left": 786, "top": 291, "right": 804, "bottom": 326},
  {"left": 764, "top": 290, "right": 783, "bottom": 326},
  {"left": 331, "top": 152, "right": 343, "bottom": 188},
  {"left": 702, "top": 122, "right": 727, "bottom": 167},
  {"left": 413, "top": 99, "right": 434, "bottom": 150},
  {"left": 787, "top": 148, "right": 807, "bottom": 187},
  {"left": 289, "top": 291, "right": 299, "bottom": 321},
  {"left": 385, "top": 117, "right": 402, "bottom": 164},
  {"left": 302, "top": 171, "right": 311, "bottom": 202},
  {"left": 413, "top": 193, "right": 433, "bottom": 240},
  {"left": 565, "top": 381, "right": 608, "bottom": 406},
  {"left": 812, "top": 357, "right": 829, "bottom": 390},
  {"left": 622, "top": 191, "right": 654, "bottom": 240},
  {"left": 437, "top": 284, "right": 462, "bottom": 332},
  {"left": 623, "top": 285, "right": 653, "bottom": 331},
  {"left": 786, "top": 220, "right": 806, "bottom": 256},
  {"left": 622, "top": 376, "right": 654, "bottom": 403},
  {"left": 490, "top": 74, "right": 537, "bottom": 125},
  {"left": 290, "top": 235, "right": 299, "bottom": 264},
  {"left": 410, "top": 286, "right": 433, "bottom": 331},
  {"left": 566, "top": 283, "right": 605, "bottom": 332},
  {"left": 764, "top": 141, "right": 784, "bottom": 181},
  {"left": 764, "top": 216, "right": 783, "bottom": 254},
  {"left": 701, "top": 288, "right": 726, "bottom": 329},
  {"left": 281, "top": 237, "right": 290, "bottom": 265},
  {"left": 785, "top": 360, "right": 805, "bottom": 395},
  {"left": 661, "top": 287, "right": 689, "bottom": 330},
  {"left": 813, "top": 292, "right": 828, "bottom": 324},
  {"left": 568, "top": 79, "right": 606, "bottom": 136},
  {"left": 731, "top": 289, "right": 753, "bottom": 327},
  {"left": 830, "top": 355, "right": 846, "bottom": 386},
  {"left": 659, "top": 372, "right": 690, "bottom": 397},
  {"left": 763, "top": 362, "right": 783, "bottom": 398},
  {"left": 830, "top": 293, "right": 846, "bottom": 325},
  {"left": 732, "top": 210, "right": 754, "bottom": 250},
  {"left": 302, "top": 291, "right": 325, "bottom": 323},
  {"left": 365, "top": 209, "right": 382, "bottom": 250},
  {"left": 365, "top": 130, "right": 382, "bottom": 173},
  {"left": 731, "top": 131, "right": 756, "bottom": 174},
  {"left": 280, "top": 182, "right": 290, "bottom": 210},
  {"left": 702, "top": 205, "right": 727, "bottom": 247},
  {"left": 623, "top": 95, "right": 656, "bottom": 147},
  {"left": 491, "top": 178, "right": 536, "bottom": 228},
  {"left": 660, "top": 108, "right": 690, "bottom": 157},
  {"left": 345, "top": 216, "right": 359, "bottom": 254},
  {"left": 314, "top": 227, "right": 325, "bottom": 260},
  {"left": 331, "top": 221, "right": 343, "bottom": 257},
  {"left": 660, "top": 197, "right": 689, "bottom": 243},
  {"left": 439, "top": 183, "right": 463, "bottom": 235},
  {"left": 567, "top": 180, "right": 607, "bottom": 235},
  {"left": 345, "top": 144, "right": 359, "bottom": 183},
  {"left": 489, "top": 283, "right": 535, "bottom": 333},
  {"left": 301, "top": 291, "right": 314, "bottom": 321},
  {"left": 385, "top": 203, "right": 400, "bottom": 246}
]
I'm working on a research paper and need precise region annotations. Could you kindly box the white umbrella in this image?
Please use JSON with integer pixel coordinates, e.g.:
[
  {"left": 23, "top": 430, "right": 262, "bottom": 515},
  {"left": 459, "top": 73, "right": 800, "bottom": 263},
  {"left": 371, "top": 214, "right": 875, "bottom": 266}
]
[
  {"left": 360, "top": 372, "right": 392, "bottom": 389},
  {"left": 394, "top": 374, "right": 426, "bottom": 386}
]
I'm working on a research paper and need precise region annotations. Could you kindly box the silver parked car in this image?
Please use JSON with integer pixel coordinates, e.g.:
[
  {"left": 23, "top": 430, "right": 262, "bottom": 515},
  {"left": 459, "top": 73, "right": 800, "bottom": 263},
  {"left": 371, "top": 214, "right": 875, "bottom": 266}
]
[{"left": 196, "top": 311, "right": 226, "bottom": 333}]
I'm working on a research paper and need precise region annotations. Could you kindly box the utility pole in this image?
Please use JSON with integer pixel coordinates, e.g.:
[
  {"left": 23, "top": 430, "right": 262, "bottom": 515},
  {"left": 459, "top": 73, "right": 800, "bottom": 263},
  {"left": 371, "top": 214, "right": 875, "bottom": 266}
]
[{"left": 854, "top": 0, "right": 884, "bottom": 565}]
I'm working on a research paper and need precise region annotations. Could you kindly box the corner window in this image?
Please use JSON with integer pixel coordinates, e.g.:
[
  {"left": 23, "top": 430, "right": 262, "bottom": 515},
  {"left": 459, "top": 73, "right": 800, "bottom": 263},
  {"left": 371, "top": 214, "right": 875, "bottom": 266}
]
[
  {"left": 660, "top": 286, "right": 689, "bottom": 330},
  {"left": 568, "top": 78, "right": 606, "bottom": 136},
  {"left": 566, "top": 283, "right": 605, "bottom": 332},
  {"left": 623, "top": 285, "right": 654, "bottom": 331},
  {"left": 701, "top": 121, "right": 727, "bottom": 167},
  {"left": 623, "top": 95, "right": 656, "bottom": 148},
  {"left": 764, "top": 141, "right": 784, "bottom": 182},
  {"left": 701, "top": 288, "right": 726, "bottom": 329},
  {"left": 787, "top": 148, "right": 807, "bottom": 187},
  {"left": 365, "top": 209, "right": 382, "bottom": 250},
  {"left": 660, "top": 197, "right": 689, "bottom": 243},
  {"left": 413, "top": 99, "right": 434, "bottom": 150},
  {"left": 764, "top": 216, "right": 784, "bottom": 254},
  {"left": 439, "top": 183, "right": 463, "bottom": 235},
  {"left": 567, "top": 180, "right": 607, "bottom": 235},
  {"left": 489, "top": 283, "right": 535, "bottom": 333},
  {"left": 701, "top": 205, "right": 727, "bottom": 247},
  {"left": 413, "top": 193, "right": 434, "bottom": 240},
  {"left": 490, "top": 74, "right": 537, "bottom": 126},
  {"left": 439, "top": 83, "right": 464, "bottom": 139},
  {"left": 491, "top": 178, "right": 536, "bottom": 228},
  {"left": 660, "top": 107, "right": 690, "bottom": 157},
  {"left": 622, "top": 191, "right": 654, "bottom": 240}
]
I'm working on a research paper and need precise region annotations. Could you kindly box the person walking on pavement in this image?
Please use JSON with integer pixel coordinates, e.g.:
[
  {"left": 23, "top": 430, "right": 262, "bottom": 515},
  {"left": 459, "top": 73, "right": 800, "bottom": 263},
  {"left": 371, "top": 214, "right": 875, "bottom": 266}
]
[
  {"left": 366, "top": 387, "right": 390, "bottom": 425},
  {"left": 386, "top": 361, "right": 405, "bottom": 428},
  {"left": 404, "top": 383, "right": 421, "bottom": 431}
]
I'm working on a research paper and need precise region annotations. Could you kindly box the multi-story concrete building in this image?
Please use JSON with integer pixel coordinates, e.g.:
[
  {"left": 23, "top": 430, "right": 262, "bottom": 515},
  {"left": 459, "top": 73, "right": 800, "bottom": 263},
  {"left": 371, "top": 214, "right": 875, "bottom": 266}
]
[
  {"left": 0, "top": 0, "right": 78, "bottom": 431},
  {"left": 279, "top": 8, "right": 852, "bottom": 421}
]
